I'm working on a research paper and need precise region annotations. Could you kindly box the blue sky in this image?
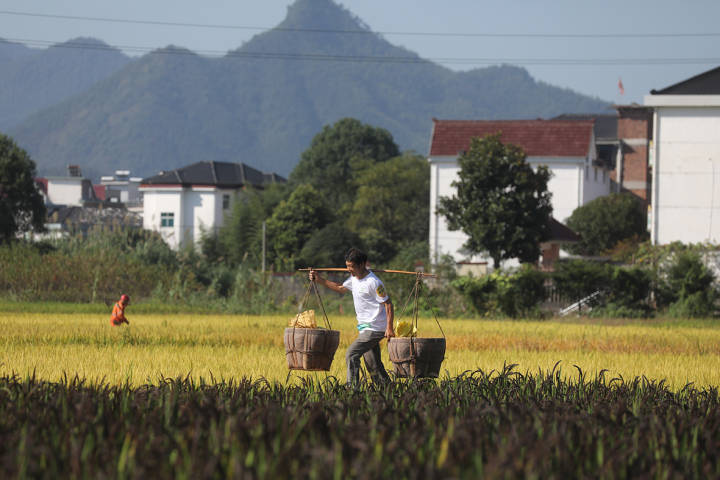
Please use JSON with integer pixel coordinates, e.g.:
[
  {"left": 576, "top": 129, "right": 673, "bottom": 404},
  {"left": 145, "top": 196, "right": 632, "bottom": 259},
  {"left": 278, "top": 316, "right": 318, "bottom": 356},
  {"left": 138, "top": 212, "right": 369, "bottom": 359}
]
[{"left": 1, "top": 0, "right": 719, "bottom": 104}]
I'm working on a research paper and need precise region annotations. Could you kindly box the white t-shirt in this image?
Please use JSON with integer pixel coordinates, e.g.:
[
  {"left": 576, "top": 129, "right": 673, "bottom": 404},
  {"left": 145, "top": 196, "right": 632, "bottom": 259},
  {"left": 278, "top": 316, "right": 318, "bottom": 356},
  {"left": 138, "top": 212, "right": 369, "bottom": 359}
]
[{"left": 342, "top": 271, "right": 390, "bottom": 332}]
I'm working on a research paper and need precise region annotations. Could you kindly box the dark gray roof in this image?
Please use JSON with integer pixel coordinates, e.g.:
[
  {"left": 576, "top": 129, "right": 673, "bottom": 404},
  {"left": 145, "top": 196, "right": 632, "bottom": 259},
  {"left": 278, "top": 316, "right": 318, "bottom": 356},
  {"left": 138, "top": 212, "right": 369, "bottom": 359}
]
[
  {"left": 551, "top": 114, "right": 618, "bottom": 168},
  {"left": 548, "top": 217, "right": 581, "bottom": 244},
  {"left": 650, "top": 66, "right": 720, "bottom": 95},
  {"left": 552, "top": 113, "right": 618, "bottom": 141},
  {"left": 141, "top": 161, "right": 286, "bottom": 187}
]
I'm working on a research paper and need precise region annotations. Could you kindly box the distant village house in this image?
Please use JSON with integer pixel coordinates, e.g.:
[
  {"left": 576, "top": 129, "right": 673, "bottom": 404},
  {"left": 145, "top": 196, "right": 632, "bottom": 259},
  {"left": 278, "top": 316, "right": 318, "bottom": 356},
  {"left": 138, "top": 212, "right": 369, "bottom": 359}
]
[
  {"left": 100, "top": 170, "right": 143, "bottom": 207},
  {"left": 38, "top": 165, "right": 100, "bottom": 208},
  {"left": 140, "top": 161, "right": 285, "bottom": 250},
  {"left": 428, "top": 118, "right": 612, "bottom": 272}
]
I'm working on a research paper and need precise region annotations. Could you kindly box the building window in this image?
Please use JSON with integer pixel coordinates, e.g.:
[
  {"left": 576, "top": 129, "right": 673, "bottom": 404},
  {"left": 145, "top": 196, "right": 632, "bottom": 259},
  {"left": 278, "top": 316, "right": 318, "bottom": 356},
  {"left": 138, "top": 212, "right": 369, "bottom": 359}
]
[
  {"left": 602, "top": 169, "right": 607, "bottom": 183},
  {"left": 160, "top": 212, "right": 174, "bottom": 227},
  {"left": 222, "top": 194, "right": 230, "bottom": 210}
]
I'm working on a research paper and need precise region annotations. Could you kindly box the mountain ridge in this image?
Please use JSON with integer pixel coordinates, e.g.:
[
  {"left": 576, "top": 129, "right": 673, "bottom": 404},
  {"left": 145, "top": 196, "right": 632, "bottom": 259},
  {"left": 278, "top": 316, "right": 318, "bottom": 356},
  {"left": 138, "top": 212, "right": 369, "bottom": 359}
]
[
  {"left": 0, "top": 37, "right": 130, "bottom": 130},
  {"left": 6, "top": 0, "right": 610, "bottom": 180}
]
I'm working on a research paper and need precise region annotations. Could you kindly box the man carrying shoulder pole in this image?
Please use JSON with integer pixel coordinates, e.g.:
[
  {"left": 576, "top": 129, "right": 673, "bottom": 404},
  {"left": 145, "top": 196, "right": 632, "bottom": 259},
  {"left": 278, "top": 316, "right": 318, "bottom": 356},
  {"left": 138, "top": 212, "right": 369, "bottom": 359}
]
[{"left": 309, "top": 248, "right": 394, "bottom": 386}]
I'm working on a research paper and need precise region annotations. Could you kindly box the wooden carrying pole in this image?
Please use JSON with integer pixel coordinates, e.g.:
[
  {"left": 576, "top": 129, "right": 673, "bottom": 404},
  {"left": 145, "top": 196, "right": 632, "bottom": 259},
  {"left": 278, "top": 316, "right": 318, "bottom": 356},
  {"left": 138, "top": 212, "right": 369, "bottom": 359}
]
[{"left": 298, "top": 267, "right": 436, "bottom": 278}]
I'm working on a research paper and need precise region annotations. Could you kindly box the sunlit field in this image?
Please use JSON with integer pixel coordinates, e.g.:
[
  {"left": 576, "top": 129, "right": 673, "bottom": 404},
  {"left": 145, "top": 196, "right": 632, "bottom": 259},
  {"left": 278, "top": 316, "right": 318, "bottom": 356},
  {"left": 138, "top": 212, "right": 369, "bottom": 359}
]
[{"left": 3, "top": 310, "right": 720, "bottom": 390}]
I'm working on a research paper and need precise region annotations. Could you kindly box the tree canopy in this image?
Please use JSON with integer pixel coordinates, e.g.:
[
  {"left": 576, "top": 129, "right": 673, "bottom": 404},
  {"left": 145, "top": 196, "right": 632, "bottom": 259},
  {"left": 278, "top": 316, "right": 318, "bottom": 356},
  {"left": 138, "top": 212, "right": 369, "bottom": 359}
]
[
  {"left": 211, "top": 119, "right": 430, "bottom": 270},
  {"left": 437, "top": 134, "right": 552, "bottom": 269},
  {"left": 298, "top": 221, "right": 363, "bottom": 268},
  {"left": 565, "top": 193, "right": 648, "bottom": 256},
  {"left": 265, "top": 184, "right": 331, "bottom": 268},
  {"left": 207, "top": 184, "right": 288, "bottom": 267},
  {"left": 0, "top": 133, "right": 45, "bottom": 243},
  {"left": 348, "top": 153, "right": 429, "bottom": 262},
  {"left": 289, "top": 118, "right": 400, "bottom": 207}
]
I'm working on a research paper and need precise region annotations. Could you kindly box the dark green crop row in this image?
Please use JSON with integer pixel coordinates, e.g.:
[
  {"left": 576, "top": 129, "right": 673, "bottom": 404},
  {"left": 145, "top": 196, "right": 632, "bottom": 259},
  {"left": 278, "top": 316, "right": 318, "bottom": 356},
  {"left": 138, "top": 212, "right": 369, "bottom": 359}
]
[{"left": 2, "top": 366, "right": 719, "bottom": 479}]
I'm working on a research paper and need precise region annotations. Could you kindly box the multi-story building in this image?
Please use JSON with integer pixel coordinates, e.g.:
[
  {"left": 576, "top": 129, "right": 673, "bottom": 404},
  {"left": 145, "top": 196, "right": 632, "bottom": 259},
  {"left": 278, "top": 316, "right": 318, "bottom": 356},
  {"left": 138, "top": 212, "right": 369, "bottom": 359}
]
[
  {"left": 428, "top": 118, "right": 611, "bottom": 269},
  {"left": 644, "top": 66, "right": 720, "bottom": 244}
]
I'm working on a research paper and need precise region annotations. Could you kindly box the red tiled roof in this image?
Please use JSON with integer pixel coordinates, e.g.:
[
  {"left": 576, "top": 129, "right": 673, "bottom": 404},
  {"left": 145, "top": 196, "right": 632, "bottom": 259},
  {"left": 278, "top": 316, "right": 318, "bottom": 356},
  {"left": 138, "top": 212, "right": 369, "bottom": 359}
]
[
  {"left": 429, "top": 119, "right": 595, "bottom": 157},
  {"left": 93, "top": 185, "right": 106, "bottom": 201},
  {"left": 35, "top": 177, "right": 48, "bottom": 194}
]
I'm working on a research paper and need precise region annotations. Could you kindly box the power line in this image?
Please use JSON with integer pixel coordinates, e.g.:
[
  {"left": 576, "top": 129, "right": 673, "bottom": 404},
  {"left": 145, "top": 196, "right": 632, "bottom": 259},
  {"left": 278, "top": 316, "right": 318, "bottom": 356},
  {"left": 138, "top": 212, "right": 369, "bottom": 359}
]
[
  {"left": 4, "top": 37, "right": 720, "bottom": 67},
  {"left": 2, "top": 9, "right": 720, "bottom": 39}
]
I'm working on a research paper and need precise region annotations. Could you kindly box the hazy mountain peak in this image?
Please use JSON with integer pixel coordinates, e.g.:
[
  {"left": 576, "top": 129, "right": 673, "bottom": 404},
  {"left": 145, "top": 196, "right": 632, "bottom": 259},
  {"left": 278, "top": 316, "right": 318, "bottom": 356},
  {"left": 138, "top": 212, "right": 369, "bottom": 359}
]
[
  {"left": 7, "top": 1, "right": 610, "bottom": 180},
  {"left": 54, "top": 37, "right": 113, "bottom": 47},
  {"left": 151, "top": 45, "right": 198, "bottom": 56},
  {"left": 280, "top": 0, "right": 368, "bottom": 31},
  {"left": 47, "top": 37, "right": 126, "bottom": 57},
  {"left": 235, "top": 0, "right": 394, "bottom": 58}
]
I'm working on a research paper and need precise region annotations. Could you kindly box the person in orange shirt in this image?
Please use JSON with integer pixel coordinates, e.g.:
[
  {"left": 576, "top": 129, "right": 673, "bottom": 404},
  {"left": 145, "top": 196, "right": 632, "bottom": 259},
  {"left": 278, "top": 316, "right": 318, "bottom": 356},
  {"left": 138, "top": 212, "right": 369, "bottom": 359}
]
[{"left": 110, "top": 294, "right": 130, "bottom": 326}]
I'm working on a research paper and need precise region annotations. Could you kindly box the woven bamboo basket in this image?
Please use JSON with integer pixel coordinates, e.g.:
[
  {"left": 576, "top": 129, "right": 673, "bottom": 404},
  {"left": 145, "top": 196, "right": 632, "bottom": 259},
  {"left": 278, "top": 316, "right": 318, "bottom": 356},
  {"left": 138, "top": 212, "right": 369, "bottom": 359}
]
[
  {"left": 387, "top": 337, "right": 446, "bottom": 378},
  {"left": 284, "top": 327, "right": 340, "bottom": 371}
]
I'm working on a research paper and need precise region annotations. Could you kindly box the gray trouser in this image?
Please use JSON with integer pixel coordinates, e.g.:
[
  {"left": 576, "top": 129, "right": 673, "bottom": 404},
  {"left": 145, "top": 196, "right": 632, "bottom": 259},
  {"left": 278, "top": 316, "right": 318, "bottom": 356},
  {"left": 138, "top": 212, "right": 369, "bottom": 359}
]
[{"left": 345, "top": 329, "right": 391, "bottom": 385}]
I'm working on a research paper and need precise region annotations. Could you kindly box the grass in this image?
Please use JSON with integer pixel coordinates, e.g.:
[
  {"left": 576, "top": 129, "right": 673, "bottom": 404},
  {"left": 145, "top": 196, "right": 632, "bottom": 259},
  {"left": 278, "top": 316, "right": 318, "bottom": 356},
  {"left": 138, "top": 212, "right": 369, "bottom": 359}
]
[{"left": 3, "top": 309, "right": 720, "bottom": 389}]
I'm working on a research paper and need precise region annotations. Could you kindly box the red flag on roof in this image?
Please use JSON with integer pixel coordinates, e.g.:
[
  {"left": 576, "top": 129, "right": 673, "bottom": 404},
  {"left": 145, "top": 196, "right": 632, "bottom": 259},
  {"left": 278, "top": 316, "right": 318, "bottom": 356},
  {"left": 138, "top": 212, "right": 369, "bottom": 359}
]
[{"left": 618, "top": 77, "right": 625, "bottom": 95}]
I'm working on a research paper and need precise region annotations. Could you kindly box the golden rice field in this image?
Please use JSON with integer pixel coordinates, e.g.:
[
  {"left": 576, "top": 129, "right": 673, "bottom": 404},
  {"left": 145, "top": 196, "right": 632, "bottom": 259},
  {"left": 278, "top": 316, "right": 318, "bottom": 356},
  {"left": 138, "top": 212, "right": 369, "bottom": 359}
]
[{"left": 3, "top": 311, "right": 720, "bottom": 390}]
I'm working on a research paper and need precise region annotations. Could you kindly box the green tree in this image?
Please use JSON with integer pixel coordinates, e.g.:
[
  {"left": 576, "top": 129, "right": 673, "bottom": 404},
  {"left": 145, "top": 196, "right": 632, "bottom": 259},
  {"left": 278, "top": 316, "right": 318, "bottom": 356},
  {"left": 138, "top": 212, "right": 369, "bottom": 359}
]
[
  {"left": 437, "top": 134, "right": 552, "bottom": 269},
  {"left": 0, "top": 133, "right": 46, "bottom": 242},
  {"left": 266, "top": 184, "right": 331, "bottom": 268},
  {"left": 348, "top": 153, "right": 429, "bottom": 262},
  {"left": 298, "top": 221, "right": 363, "bottom": 267},
  {"left": 565, "top": 193, "right": 648, "bottom": 255},
  {"left": 289, "top": 118, "right": 400, "bottom": 207},
  {"left": 552, "top": 260, "right": 613, "bottom": 301},
  {"left": 213, "top": 184, "right": 288, "bottom": 267}
]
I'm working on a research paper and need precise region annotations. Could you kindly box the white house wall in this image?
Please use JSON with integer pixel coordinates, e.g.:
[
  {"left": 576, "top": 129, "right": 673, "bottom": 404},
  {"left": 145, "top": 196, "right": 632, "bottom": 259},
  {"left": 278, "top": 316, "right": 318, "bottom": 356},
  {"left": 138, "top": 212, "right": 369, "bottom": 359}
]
[
  {"left": 582, "top": 165, "right": 611, "bottom": 206},
  {"left": 429, "top": 158, "right": 473, "bottom": 264},
  {"left": 429, "top": 154, "right": 609, "bottom": 265},
  {"left": 213, "top": 189, "right": 236, "bottom": 232},
  {"left": 529, "top": 160, "right": 581, "bottom": 224},
  {"left": 142, "top": 188, "right": 184, "bottom": 250},
  {"left": 186, "top": 188, "right": 218, "bottom": 246},
  {"left": 47, "top": 178, "right": 83, "bottom": 206},
  {"left": 652, "top": 106, "right": 720, "bottom": 244},
  {"left": 142, "top": 187, "right": 240, "bottom": 250}
]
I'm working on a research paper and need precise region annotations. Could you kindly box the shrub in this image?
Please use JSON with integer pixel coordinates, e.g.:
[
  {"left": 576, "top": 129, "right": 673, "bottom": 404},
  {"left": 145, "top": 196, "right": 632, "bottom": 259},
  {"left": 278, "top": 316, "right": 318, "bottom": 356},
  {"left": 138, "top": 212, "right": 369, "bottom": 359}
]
[
  {"left": 667, "top": 291, "right": 716, "bottom": 318},
  {"left": 607, "top": 267, "right": 652, "bottom": 310},
  {"left": 499, "top": 265, "right": 547, "bottom": 318},
  {"left": 552, "top": 260, "right": 612, "bottom": 301},
  {"left": 650, "top": 250, "right": 717, "bottom": 318},
  {"left": 589, "top": 302, "right": 651, "bottom": 319},
  {"left": 552, "top": 261, "right": 653, "bottom": 318},
  {"left": 451, "top": 274, "right": 498, "bottom": 316},
  {"left": 207, "top": 266, "right": 236, "bottom": 298},
  {"left": 565, "top": 193, "right": 648, "bottom": 255},
  {"left": 452, "top": 266, "right": 547, "bottom": 318},
  {"left": 418, "top": 284, "right": 470, "bottom": 318},
  {"left": 657, "top": 251, "right": 716, "bottom": 306}
]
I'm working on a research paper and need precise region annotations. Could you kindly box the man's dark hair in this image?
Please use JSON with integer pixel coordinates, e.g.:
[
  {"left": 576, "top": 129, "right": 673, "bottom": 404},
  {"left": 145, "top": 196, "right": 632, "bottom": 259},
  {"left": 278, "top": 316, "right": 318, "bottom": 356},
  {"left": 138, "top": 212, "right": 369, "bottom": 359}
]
[{"left": 345, "top": 247, "right": 367, "bottom": 266}]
